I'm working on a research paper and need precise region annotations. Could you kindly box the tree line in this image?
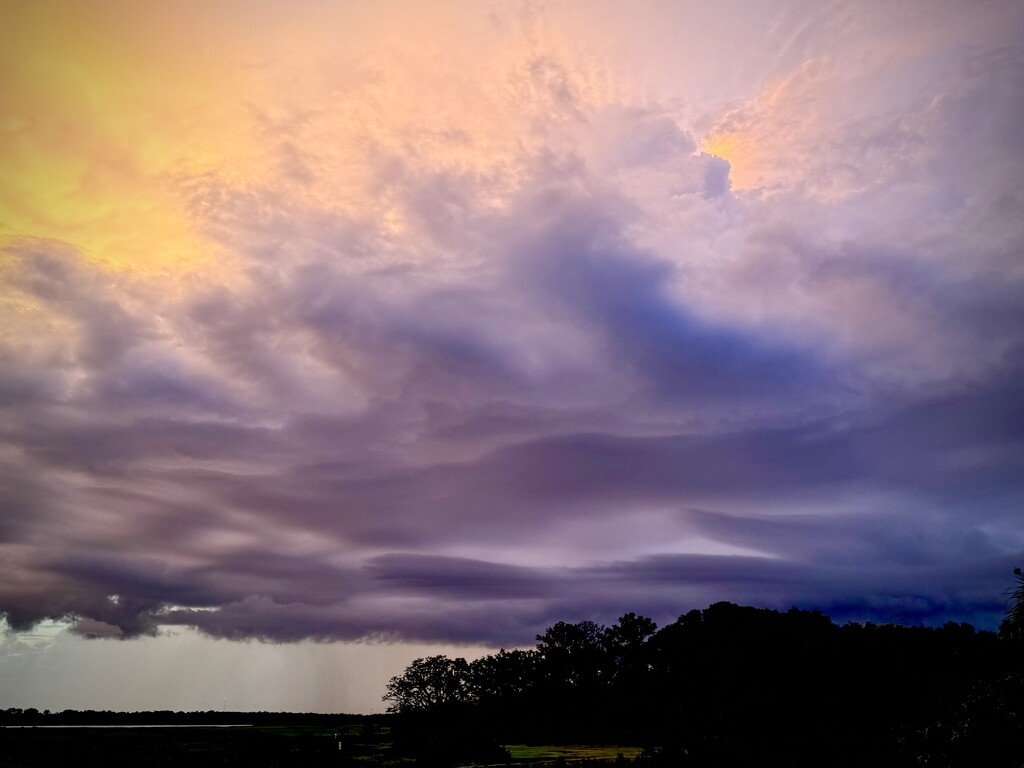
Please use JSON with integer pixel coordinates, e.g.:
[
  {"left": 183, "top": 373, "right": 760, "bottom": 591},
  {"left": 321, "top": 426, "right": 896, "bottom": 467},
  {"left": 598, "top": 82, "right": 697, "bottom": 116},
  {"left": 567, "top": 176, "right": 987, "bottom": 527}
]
[{"left": 384, "top": 591, "right": 1024, "bottom": 766}]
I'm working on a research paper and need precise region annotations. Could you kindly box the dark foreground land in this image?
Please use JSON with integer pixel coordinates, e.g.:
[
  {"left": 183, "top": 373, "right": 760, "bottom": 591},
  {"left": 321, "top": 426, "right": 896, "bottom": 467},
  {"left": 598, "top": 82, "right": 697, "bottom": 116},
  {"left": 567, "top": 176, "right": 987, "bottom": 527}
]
[
  {"left": 4, "top": 600, "right": 1023, "bottom": 766},
  {"left": 0, "top": 721, "right": 638, "bottom": 767},
  {"left": 2, "top": 724, "right": 356, "bottom": 767},
  {"left": 1, "top": 713, "right": 395, "bottom": 767},
  {"left": 0, "top": 723, "right": 639, "bottom": 767}
]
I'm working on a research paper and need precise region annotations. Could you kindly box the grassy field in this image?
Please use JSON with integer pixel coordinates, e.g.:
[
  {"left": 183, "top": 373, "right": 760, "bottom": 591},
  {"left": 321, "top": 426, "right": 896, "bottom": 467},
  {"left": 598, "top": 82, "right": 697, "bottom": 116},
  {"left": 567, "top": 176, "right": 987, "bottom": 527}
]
[{"left": 503, "top": 744, "right": 643, "bottom": 763}]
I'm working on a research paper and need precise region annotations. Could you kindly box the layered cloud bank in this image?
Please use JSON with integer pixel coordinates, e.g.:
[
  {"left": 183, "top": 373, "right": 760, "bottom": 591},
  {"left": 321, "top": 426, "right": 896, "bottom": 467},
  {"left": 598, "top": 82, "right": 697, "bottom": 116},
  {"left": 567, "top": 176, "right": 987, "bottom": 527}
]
[{"left": 2, "top": 0, "right": 1023, "bottom": 645}]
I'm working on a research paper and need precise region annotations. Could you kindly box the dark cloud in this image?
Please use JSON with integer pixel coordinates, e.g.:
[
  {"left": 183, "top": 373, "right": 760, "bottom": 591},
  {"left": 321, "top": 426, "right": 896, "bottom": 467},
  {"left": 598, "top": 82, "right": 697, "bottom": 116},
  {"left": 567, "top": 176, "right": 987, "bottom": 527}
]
[
  {"left": 2, "top": 13, "right": 1023, "bottom": 648},
  {"left": 702, "top": 155, "right": 731, "bottom": 198},
  {"left": 366, "top": 554, "right": 557, "bottom": 600},
  {"left": 3, "top": 240, "right": 154, "bottom": 371},
  {"left": 503, "top": 190, "right": 839, "bottom": 405}
]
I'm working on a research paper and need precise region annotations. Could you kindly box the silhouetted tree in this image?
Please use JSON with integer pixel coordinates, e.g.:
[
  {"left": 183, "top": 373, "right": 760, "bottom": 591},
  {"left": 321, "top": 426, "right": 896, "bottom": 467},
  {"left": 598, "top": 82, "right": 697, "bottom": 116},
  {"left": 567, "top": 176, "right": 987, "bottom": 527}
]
[
  {"left": 1000, "top": 566, "right": 1024, "bottom": 642},
  {"left": 603, "top": 612, "right": 657, "bottom": 679},
  {"left": 382, "top": 655, "right": 471, "bottom": 714},
  {"left": 379, "top": 599, "right": 1017, "bottom": 765},
  {"left": 536, "top": 619, "right": 608, "bottom": 688},
  {"left": 469, "top": 648, "right": 539, "bottom": 702}
]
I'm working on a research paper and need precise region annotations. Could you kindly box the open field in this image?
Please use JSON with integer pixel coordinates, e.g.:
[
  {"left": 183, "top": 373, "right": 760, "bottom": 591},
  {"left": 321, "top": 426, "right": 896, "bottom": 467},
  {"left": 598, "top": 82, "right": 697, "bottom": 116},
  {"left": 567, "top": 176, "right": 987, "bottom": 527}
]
[
  {"left": 503, "top": 744, "right": 642, "bottom": 763},
  {"left": 2, "top": 725, "right": 347, "bottom": 767},
  {"left": 1, "top": 724, "right": 641, "bottom": 767}
]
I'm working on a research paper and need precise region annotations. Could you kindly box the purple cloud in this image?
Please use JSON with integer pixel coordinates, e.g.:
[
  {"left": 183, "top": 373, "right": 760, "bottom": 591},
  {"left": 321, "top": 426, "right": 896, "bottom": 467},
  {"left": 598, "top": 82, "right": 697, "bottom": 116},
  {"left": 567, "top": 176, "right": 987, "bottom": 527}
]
[{"left": 1, "top": 2, "right": 1022, "bottom": 654}]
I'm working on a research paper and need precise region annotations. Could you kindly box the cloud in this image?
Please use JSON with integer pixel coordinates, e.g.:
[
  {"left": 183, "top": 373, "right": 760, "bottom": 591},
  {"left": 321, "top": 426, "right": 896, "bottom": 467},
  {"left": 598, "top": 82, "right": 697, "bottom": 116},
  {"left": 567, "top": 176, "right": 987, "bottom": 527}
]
[{"left": 1, "top": 1, "right": 1022, "bottom": 652}]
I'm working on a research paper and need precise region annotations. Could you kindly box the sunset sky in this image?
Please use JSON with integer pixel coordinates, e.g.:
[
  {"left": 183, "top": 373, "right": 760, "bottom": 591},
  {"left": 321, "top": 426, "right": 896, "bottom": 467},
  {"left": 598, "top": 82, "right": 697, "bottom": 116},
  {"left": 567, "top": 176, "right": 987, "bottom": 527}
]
[{"left": 2, "top": 0, "right": 1023, "bottom": 713}]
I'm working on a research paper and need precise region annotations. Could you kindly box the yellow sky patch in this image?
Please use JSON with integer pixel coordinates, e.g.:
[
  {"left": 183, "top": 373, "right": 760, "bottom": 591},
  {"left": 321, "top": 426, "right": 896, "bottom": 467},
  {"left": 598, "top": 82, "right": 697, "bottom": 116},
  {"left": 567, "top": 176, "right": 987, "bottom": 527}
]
[
  {"left": 0, "top": 2, "right": 263, "bottom": 274},
  {"left": 700, "top": 132, "right": 756, "bottom": 190}
]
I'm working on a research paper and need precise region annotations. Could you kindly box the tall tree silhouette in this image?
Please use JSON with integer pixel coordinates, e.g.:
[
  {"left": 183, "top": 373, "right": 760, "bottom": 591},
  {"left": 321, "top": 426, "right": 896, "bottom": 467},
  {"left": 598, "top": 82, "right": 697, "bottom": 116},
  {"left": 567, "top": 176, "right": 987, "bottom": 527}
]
[
  {"left": 536, "top": 620, "right": 608, "bottom": 689},
  {"left": 1000, "top": 566, "right": 1024, "bottom": 642},
  {"left": 383, "top": 655, "right": 471, "bottom": 714}
]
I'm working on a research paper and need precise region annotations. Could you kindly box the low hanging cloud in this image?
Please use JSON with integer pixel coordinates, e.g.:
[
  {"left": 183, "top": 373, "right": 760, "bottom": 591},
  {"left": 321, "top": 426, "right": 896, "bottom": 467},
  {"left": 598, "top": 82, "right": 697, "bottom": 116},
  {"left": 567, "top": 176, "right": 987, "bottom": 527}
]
[{"left": 1, "top": 0, "right": 1023, "bottom": 647}]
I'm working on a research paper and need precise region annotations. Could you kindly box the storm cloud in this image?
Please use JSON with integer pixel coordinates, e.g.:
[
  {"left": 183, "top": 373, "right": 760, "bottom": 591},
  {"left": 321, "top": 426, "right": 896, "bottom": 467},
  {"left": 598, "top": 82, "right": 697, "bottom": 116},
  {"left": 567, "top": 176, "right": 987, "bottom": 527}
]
[{"left": 1, "top": 0, "right": 1023, "bottom": 656}]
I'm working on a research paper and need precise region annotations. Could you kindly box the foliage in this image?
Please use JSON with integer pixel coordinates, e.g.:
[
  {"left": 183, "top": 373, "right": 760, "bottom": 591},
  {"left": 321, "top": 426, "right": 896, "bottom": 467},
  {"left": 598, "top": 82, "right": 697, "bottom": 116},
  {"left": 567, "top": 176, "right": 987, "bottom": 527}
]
[
  {"left": 382, "top": 655, "right": 471, "bottom": 714},
  {"left": 382, "top": 600, "right": 1021, "bottom": 765},
  {"left": 536, "top": 619, "right": 609, "bottom": 689},
  {"left": 1000, "top": 566, "right": 1024, "bottom": 642},
  {"left": 469, "top": 648, "right": 539, "bottom": 702}
]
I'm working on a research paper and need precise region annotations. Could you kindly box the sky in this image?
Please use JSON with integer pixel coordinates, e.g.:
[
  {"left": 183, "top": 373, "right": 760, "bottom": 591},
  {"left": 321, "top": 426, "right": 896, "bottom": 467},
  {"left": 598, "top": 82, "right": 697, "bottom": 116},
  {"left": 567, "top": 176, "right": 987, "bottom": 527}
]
[{"left": 1, "top": 0, "right": 1023, "bottom": 714}]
